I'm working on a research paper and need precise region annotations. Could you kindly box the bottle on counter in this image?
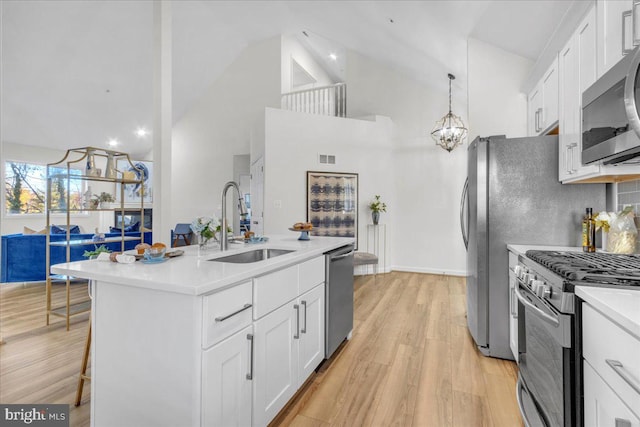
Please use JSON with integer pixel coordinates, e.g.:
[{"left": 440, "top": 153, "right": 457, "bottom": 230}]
[{"left": 582, "top": 207, "right": 596, "bottom": 252}]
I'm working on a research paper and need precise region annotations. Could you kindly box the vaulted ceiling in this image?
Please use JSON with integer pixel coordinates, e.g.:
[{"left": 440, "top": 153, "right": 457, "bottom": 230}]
[{"left": 1, "top": 0, "right": 572, "bottom": 158}]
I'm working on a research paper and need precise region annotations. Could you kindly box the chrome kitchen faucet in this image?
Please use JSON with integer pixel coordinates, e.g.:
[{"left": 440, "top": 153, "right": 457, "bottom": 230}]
[{"left": 220, "top": 181, "right": 247, "bottom": 251}]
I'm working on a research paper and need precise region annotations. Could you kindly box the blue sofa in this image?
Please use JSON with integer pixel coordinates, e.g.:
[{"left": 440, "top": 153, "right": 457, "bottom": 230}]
[{"left": 1, "top": 232, "right": 152, "bottom": 283}]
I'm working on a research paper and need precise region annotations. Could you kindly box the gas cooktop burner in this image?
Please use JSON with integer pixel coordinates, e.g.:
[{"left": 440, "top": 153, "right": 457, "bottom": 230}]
[{"left": 525, "top": 250, "right": 640, "bottom": 286}]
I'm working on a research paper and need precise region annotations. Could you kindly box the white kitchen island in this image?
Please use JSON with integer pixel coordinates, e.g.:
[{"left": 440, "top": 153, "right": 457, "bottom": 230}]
[{"left": 51, "top": 235, "right": 354, "bottom": 427}]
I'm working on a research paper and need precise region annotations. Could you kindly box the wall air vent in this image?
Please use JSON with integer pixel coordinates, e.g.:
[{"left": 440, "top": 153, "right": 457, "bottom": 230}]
[{"left": 319, "top": 154, "right": 336, "bottom": 165}]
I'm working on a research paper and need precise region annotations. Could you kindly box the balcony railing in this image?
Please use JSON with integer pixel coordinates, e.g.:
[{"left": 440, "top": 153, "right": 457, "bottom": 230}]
[{"left": 281, "top": 83, "right": 346, "bottom": 118}]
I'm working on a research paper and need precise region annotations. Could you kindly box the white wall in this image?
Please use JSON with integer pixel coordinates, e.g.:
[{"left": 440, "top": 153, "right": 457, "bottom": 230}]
[
  {"left": 281, "top": 35, "right": 335, "bottom": 93},
  {"left": 346, "top": 51, "right": 469, "bottom": 275},
  {"left": 1, "top": 142, "right": 114, "bottom": 235},
  {"left": 263, "top": 108, "right": 394, "bottom": 258},
  {"left": 467, "top": 38, "right": 532, "bottom": 138},
  {"left": 171, "top": 36, "right": 281, "bottom": 227}
]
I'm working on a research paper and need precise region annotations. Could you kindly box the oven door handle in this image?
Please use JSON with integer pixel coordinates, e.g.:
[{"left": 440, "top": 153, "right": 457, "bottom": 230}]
[
  {"left": 514, "top": 284, "right": 559, "bottom": 327},
  {"left": 516, "top": 376, "right": 535, "bottom": 427},
  {"left": 517, "top": 375, "right": 552, "bottom": 427}
]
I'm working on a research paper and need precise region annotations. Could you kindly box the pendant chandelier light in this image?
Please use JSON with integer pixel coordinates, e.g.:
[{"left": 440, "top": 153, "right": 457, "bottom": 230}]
[{"left": 431, "top": 73, "right": 467, "bottom": 152}]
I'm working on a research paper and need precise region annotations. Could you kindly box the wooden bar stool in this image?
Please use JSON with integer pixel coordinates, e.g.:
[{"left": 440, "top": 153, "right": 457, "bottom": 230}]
[
  {"left": 172, "top": 223, "right": 192, "bottom": 248},
  {"left": 75, "top": 318, "right": 91, "bottom": 406}
]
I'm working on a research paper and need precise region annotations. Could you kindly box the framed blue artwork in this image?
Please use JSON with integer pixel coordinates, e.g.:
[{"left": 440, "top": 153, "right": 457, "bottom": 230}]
[
  {"left": 306, "top": 171, "right": 358, "bottom": 245},
  {"left": 116, "top": 160, "right": 152, "bottom": 203}
]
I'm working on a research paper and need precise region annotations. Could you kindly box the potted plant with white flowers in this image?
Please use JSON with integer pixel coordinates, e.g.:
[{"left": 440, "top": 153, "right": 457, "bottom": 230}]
[
  {"left": 190, "top": 216, "right": 219, "bottom": 250},
  {"left": 368, "top": 195, "right": 387, "bottom": 225}
]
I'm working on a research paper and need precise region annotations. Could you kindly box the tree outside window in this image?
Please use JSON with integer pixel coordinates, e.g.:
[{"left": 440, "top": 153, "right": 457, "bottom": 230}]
[{"left": 4, "top": 161, "right": 83, "bottom": 214}]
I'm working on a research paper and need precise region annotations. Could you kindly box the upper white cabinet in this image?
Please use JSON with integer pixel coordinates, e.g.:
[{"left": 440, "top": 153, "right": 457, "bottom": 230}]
[
  {"left": 559, "top": 7, "right": 601, "bottom": 182},
  {"left": 542, "top": 59, "right": 559, "bottom": 130},
  {"left": 555, "top": 3, "right": 640, "bottom": 183},
  {"left": 528, "top": 86, "right": 543, "bottom": 136},
  {"left": 596, "top": 0, "right": 635, "bottom": 78},
  {"left": 528, "top": 58, "right": 559, "bottom": 136}
]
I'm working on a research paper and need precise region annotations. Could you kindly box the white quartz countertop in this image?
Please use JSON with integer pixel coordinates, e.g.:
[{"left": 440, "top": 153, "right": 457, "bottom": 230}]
[
  {"left": 507, "top": 244, "right": 584, "bottom": 256},
  {"left": 576, "top": 286, "right": 640, "bottom": 340},
  {"left": 51, "top": 235, "right": 354, "bottom": 296}
]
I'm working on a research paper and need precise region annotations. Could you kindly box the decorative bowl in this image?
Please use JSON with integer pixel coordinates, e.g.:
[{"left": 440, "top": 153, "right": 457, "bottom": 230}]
[{"left": 144, "top": 246, "right": 166, "bottom": 261}]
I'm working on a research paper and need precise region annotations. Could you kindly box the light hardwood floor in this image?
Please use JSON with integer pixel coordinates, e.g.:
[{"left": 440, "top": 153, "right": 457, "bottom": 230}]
[{"left": 0, "top": 272, "right": 522, "bottom": 427}]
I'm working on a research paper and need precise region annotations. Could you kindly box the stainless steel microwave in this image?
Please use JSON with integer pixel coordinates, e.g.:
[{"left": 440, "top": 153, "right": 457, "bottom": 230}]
[{"left": 582, "top": 47, "right": 640, "bottom": 165}]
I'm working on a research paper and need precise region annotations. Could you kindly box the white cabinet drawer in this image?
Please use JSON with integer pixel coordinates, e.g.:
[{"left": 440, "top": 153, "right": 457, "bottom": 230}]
[
  {"left": 203, "top": 281, "right": 253, "bottom": 349},
  {"left": 299, "top": 256, "right": 325, "bottom": 295},
  {"left": 583, "top": 303, "right": 640, "bottom": 414},
  {"left": 584, "top": 360, "right": 640, "bottom": 426},
  {"left": 254, "top": 265, "right": 299, "bottom": 319}
]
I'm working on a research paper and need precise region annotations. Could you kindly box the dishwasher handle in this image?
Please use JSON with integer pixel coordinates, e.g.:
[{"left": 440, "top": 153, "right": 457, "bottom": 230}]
[{"left": 330, "top": 250, "right": 354, "bottom": 261}]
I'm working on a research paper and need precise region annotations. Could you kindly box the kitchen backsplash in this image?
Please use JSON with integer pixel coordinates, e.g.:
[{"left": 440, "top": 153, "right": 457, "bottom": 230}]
[
  {"left": 618, "top": 179, "right": 640, "bottom": 211},
  {"left": 617, "top": 179, "right": 640, "bottom": 251}
]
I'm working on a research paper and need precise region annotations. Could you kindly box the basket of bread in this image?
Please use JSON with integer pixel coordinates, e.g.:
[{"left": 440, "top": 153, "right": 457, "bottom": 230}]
[{"left": 292, "top": 222, "right": 313, "bottom": 231}]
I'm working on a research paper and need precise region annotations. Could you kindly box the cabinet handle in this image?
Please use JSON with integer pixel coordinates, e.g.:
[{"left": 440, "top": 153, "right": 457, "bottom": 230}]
[
  {"left": 294, "top": 304, "right": 300, "bottom": 339},
  {"left": 606, "top": 359, "right": 640, "bottom": 394},
  {"left": 301, "top": 300, "right": 307, "bottom": 334},
  {"left": 88, "top": 279, "right": 94, "bottom": 300},
  {"left": 510, "top": 287, "right": 518, "bottom": 317},
  {"left": 623, "top": 10, "right": 634, "bottom": 55},
  {"left": 246, "top": 333, "right": 254, "bottom": 380},
  {"left": 538, "top": 108, "right": 543, "bottom": 132},
  {"left": 616, "top": 419, "right": 632, "bottom": 427},
  {"left": 534, "top": 110, "right": 540, "bottom": 132},
  {"left": 214, "top": 303, "right": 252, "bottom": 322},
  {"left": 569, "top": 143, "right": 578, "bottom": 173}
]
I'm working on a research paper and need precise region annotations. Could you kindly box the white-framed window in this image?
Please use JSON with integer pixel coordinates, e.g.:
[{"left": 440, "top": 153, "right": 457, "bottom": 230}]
[{"left": 4, "top": 160, "right": 84, "bottom": 215}]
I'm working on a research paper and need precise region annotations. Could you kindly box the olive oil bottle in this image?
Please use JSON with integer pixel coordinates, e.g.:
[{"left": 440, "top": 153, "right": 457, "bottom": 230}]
[{"left": 582, "top": 208, "right": 596, "bottom": 252}]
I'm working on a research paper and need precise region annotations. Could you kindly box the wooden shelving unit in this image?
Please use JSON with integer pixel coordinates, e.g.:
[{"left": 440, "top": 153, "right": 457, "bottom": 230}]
[{"left": 45, "top": 147, "right": 145, "bottom": 330}]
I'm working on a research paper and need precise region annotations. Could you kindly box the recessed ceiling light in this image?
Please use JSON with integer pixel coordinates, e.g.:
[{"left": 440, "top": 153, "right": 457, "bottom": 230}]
[
  {"left": 135, "top": 127, "right": 148, "bottom": 138},
  {"left": 107, "top": 139, "right": 119, "bottom": 147},
  {"left": 329, "top": 53, "right": 337, "bottom": 61}
]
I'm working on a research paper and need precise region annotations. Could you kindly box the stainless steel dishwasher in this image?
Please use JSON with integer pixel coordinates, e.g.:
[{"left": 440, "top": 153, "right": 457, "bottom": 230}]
[{"left": 324, "top": 244, "right": 355, "bottom": 359}]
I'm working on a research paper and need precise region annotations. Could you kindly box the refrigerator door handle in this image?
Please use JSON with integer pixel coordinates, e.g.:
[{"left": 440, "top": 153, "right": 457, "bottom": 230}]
[{"left": 460, "top": 177, "right": 469, "bottom": 250}]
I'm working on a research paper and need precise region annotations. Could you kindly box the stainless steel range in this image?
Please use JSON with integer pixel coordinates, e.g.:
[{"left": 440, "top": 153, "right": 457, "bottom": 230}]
[{"left": 514, "top": 250, "right": 640, "bottom": 427}]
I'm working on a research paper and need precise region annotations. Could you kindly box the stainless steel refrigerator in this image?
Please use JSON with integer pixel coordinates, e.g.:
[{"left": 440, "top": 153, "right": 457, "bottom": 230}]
[{"left": 460, "top": 135, "right": 606, "bottom": 360}]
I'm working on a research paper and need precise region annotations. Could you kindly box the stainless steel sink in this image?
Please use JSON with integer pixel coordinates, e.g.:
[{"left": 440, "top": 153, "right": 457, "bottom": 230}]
[{"left": 208, "top": 249, "right": 294, "bottom": 264}]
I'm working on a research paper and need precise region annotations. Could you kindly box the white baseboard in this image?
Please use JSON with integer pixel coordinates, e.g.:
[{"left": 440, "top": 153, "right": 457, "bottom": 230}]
[
  {"left": 354, "top": 265, "right": 465, "bottom": 277},
  {"left": 390, "top": 265, "right": 466, "bottom": 277}
]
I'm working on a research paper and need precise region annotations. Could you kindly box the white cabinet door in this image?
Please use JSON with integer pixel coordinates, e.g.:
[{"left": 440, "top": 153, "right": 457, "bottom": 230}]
[
  {"left": 559, "top": 35, "right": 579, "bottom": 182},
  {"left": 253, "top": 302, "right": 298, "bottom": 427},
  {"left": 584, "top": 361, "right": 640, "bottom": 426},
  {"left": 528, "top": 86, "right": 542, "bottom": 136},
  {"left": 202, "top": 325, "right": 253, "bottom": 427},
  {"left": 579, "top": 6, "right": 598, "bottom": 93},
  {"left": 560, "top": 6, "right": 602, "bottom": 183},
  {"left": 542, "top": 56, "right": 559, "bottom": 131},
  {"left": 597, "top": 0, "right": 634, "bottom": 78},
  {"left": 298, "top": 284, "right": 325, "bottom": 381},
  {"left": 573, "top": 6, "right": 602, "bottom": 180}
]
